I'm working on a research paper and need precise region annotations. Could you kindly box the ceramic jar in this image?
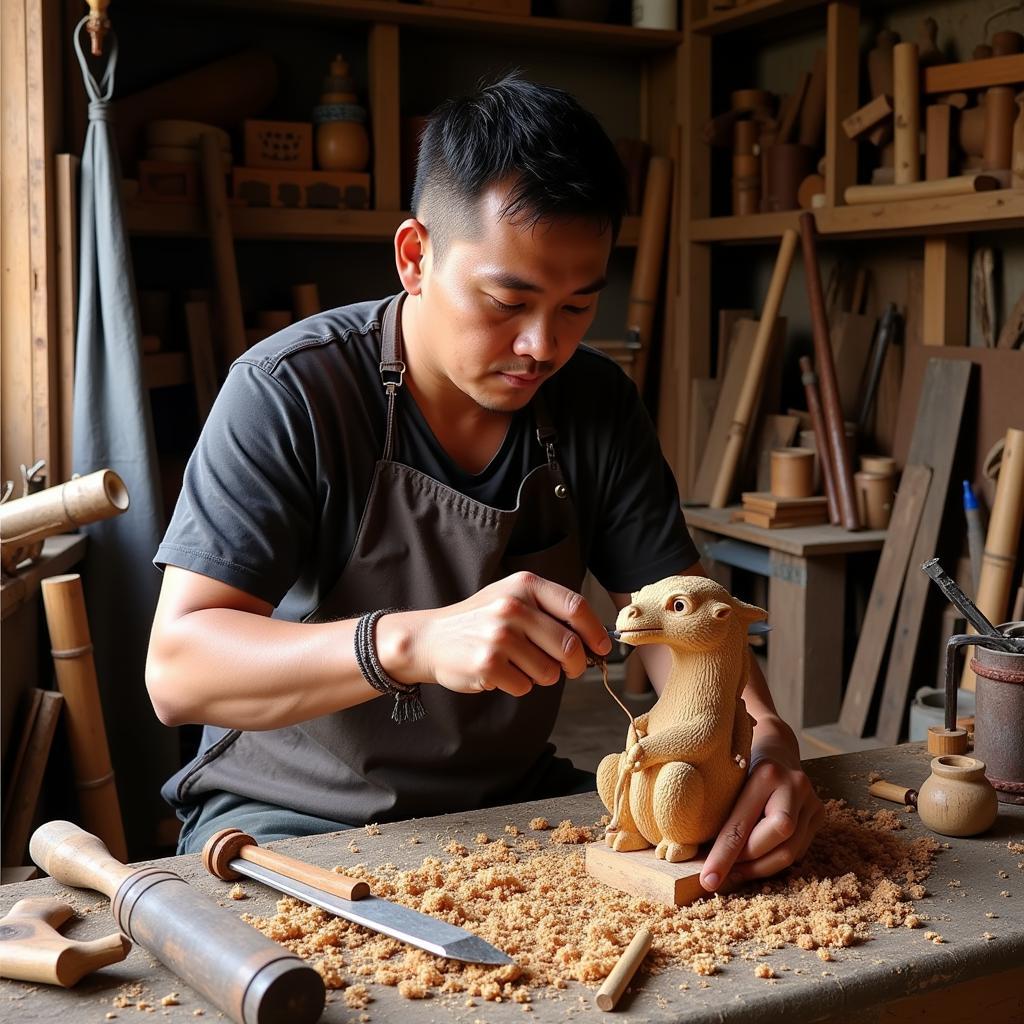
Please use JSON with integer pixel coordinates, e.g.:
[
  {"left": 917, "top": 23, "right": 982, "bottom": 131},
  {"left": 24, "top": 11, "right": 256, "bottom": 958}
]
[
  {"left": 314, "top": 54, "right": 370, "bottom": 172},
  {"left": 917, "top": 755, "right": 999, "bottom": 837}
]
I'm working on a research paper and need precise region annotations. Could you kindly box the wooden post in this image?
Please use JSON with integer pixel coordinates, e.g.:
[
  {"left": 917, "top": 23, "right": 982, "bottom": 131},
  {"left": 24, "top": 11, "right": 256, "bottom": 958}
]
[
  {"left": 55, "top": 155, "right": 79, "bottom": 484},
  {"left": 825, "top": 1, "right": 859, "bottom": 206},
  {"left": 368, "top": 25, "right": 401, "bottom": 211},
  {"left": 925, "top": 105, "right": 953, "bottom": 180},
  {"left": 893, "top": 42, "right": 921, "bottom": 184},
  {"left": 922, "top": 236, "right": 968, "bottom": 345},
  {"left": 41, "top": 574, "right": 128, "bottom": 863}
]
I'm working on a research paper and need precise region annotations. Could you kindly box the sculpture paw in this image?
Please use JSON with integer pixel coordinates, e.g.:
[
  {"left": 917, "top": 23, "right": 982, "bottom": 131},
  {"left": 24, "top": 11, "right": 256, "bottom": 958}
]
[
  {"left": 655, "top": 840, "right": 699, "bottom": 863},
  {"left": 734, "top": 754, "right": 748, "bottom": 770},
  {"left": 626, "top": 742, "right": 644, "bottom": 772},
  {"left": 610, "top": 830, "right": 650, "bottom": 853}
]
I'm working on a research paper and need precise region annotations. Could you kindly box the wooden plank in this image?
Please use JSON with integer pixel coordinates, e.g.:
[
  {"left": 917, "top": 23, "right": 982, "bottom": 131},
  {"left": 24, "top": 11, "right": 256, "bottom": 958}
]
[
  {"left": 585, "top": 842, "right": 706, "bottom": 907},
  {"left": 55, "top": 155, "right": 78, "bottom": 484},
  {"left": 367, "top": 24, "right": 401, "bottom": 211},
  {"left": 716, "top": 308, "right": 753, "bottom": 379},
  {"left": 831, "top": 311, "right": 875, "bottom": 420},
  {"left": 690, "top": 0, "right": 824, "bottom": 34},
  {"left": 836, "top": 464, "right": 932, "bottom": 737},
  {"left": 0, "top": 690, "right": 62, "bottom": 866},
  {"left": 825, "top": 1, "right": 859, "bottom": 206},
  {"left": 874, "top": 360, "right": 973, "bottom": 745},
  {"left": 923, "top": 53, "right": 1024, "bottom": 95},
  {"left": 842, "top": 94, "right": 893, "bottom": 140},
  {"left": 1, "top": 688, "right": 43, "bottom": 830},
  {"left": 691, "top": 319, "right": 758, "bottom": 504},
  {"left": 922, "top": 236, "right": 968, "bottom": 345},
  {"left": 801, "top": 721, "right": 885, "bottom": 756}
]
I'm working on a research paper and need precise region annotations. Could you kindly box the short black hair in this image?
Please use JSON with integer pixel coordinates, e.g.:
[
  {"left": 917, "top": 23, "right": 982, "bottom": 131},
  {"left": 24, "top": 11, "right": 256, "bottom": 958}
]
[{"left": 412, "top": 74, "right": 628, "bottom": 258}]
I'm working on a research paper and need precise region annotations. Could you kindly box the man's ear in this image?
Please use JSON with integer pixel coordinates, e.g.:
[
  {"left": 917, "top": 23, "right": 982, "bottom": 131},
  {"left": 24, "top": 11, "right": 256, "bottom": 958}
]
[{"left": 395, "top": 218, "right": 429, "bottom": 296}]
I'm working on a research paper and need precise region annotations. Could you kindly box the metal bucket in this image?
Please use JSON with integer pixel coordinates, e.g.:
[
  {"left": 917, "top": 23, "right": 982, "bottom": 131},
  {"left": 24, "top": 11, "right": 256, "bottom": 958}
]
[
  {"left": 971, "top": 621, "right": 1024, "bottom": 805},
  {"left": 910, "top": 687, "right": 976, "bottom": 742}
]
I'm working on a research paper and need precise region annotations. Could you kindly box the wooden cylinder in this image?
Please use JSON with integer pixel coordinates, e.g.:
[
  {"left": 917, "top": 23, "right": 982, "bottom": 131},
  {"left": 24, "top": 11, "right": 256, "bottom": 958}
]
[
  {"left": 291, "top": 282, "right": 321, "bottom": 321},
  {"left": 0, "top": 470, "right": 129, "bottom": 574},
  {"left": 928, "top": 725, "right": 969, "bottom": 755},
  {"left": 29, "top": 821, "right": 326, "bottom": 1024},
  {"left": 626, "top": 156, "right": 673, "bottom": 392},
  {"left": 868, "top": 780, "right": 918, "bottom": 806},
  {"left": 765, "top": 143, "right": 816, "bottom": 211},
  {"left": 797, "top": 49, "right": 828, "bottom": 149},
  {"left": 733, "top": 119, "right": 758, "bottom": 156},
  {"left": 893, "top": 42, "right": 921, "bottom": 184},
  {"left": 595, "top": 927, "right": 652, "bottom": 1012},
  {"left": 960, "top": 104, "right": 986, "bottom": 157},
  {"left": 40, "top": 575, "right": 127, "bottom": 863},
  {"left": 964, "top": 428, "right": 1024, "bottom": 689},
  {"left": 844, "top": 173, "right": 1001, "bottom": 204},
  {"left": 925, "top": 103, "right": 953, "bottom": 180},
  {"left": 1013, "top": 93, "right": 1024, "bottom": 190},
  {"left": 799, "top": 213, "right": 861, "bottom": 530},
  {"left": 798, "top": 367, "right": 840, "bottom": 524},
  {"left": 860, "top": 454, "right": 896, "bottom": 475},
  {"left": 991, "top": 30, "right": 1024, "bottom": 56},
  {"left": 770, "top": 448, "right": 815, "bottom": 498},
  {"left": 855, "top": 471, "right": 895, "bottom": 529},
  {"left": 983, "top": 86, "right": 1016, "bottom": 171},
  {"left": 200, "top": 132, "right": 248, "bottom": 368},
  {"left": 867, "top": 30, "right": 899, "bottom": 97},
  {"left": 710, "top": 229, "right": 798, "bottom": 509},
  {"left": 797, "top": 173, "right": 825, "bottom": 209}
]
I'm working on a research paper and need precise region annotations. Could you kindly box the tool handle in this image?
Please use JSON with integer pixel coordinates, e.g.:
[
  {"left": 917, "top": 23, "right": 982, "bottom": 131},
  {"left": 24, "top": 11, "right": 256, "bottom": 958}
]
[
  {"left": 29, "top": 820, "right": 135, "bottom": 898},
  {"left": 203, "top": 828, "right": 370, "bottom": 901},
  {"left": 868, "top": 780, "right": 918, "bottom": 806}
]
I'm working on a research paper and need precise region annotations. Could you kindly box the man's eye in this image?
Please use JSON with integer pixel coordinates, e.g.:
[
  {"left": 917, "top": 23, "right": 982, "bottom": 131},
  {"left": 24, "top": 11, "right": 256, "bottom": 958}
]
[
  {"left": 563, "top": 304, "right": 591, "bottom": 315},
  {"left": 489, "top": 297, "right": 523, "bottom": 313}
]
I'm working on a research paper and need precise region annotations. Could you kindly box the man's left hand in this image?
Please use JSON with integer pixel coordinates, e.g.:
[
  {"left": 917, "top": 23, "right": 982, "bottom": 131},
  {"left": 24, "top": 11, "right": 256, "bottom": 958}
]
[{"left": 699, "top": 755, "right": 824, "bottom": 892}]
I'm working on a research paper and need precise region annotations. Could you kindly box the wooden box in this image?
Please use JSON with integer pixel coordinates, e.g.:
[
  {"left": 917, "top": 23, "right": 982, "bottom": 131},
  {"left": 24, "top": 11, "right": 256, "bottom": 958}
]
[
  {"left": 138, "top": 160, "right": 198, "bottom": 204},
  {"left": 232, "top": 167, "right": 371, "bottom": 210},
  {"left": 243, "top": 120, "right": 314, "bottom": 171}
]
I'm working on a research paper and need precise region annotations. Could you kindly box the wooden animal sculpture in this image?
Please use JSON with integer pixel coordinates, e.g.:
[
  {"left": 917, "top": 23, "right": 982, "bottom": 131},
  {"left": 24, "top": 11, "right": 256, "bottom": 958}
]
[{"left": 597, "top": 576, "right": 767, "bottom": 862}]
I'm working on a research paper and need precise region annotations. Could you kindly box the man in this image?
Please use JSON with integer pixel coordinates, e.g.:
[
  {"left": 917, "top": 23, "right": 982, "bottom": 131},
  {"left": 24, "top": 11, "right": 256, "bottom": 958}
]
[{"left": 147, "top": 75, "right": 822, "bottom": 891}]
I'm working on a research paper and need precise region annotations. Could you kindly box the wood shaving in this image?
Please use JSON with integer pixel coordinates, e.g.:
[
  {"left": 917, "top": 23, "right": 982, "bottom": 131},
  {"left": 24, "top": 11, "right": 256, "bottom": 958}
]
[
  {"left": 1000, "top": 890, "right": 1012, "bottom": 897},
  {"left": 867, "top": 772, "right": 883, "bottom": 783},
  {"left": 159, "top": 994, "right": 179, "bottom": 1006},
  {"left": 228, "top": 884, "right": 247, "bottom": 900},
  {"left": 365, "top": 823, "right": 381, "bottom": 836},
  {"left": 1007, "top": 841, "right": 1024, "bottom": 854},
  {"left": 505, "top": 824, "right": 520, "bottom": 836},
  {"left": 475, "top": 833, "right": 490, "bottom": 845},
  {"left": 344, "top": 984, "right": 371, "bottom": 1008},
  {"left": 549, "top": 820, "right": 593, "bottom": 844},
  {"left": 238, "top": 801, "right": 937, "bottom": 1003},
  {"left": 347, "top": 840, "right": 360, "bottom": 854},
  {"left": 754, "top": 963, "right": 775, "bottom": 979},
  {"left": 529, "top": 817, "right": 551, "bottom": 831}
]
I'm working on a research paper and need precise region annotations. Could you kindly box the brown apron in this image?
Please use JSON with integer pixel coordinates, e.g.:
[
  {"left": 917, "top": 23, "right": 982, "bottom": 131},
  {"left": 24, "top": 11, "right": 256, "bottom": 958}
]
[{"left": 164, "top": 293, "right": 587, "bottom": 824}]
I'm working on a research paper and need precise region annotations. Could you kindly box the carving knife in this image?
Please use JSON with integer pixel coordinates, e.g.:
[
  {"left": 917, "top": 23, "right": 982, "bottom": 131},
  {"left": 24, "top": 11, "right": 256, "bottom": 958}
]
[{"left": 223, "top": 856, "right": 513, "bottom": 965}]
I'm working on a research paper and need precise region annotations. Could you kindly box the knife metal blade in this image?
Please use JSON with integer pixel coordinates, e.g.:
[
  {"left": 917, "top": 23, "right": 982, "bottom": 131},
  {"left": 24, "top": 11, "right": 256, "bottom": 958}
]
[{"left": 230, "top": 857, "right": 513, "bottom": 965}]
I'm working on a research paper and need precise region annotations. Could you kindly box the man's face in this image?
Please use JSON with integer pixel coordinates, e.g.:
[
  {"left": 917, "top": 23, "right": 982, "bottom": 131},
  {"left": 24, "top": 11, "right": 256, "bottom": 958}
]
[{"left": 415, "top": 184, "right": 613, "bottom": 413}]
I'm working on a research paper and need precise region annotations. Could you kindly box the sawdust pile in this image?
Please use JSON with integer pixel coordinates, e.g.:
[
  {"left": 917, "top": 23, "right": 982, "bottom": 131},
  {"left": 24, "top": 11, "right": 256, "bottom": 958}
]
[{"left": 240, "top": 799, "right": 938, "bottom": 1004}]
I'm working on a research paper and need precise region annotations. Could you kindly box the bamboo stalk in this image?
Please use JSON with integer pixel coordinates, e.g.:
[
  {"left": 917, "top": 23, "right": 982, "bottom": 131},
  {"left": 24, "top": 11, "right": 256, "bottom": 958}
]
[
  {"left": 40, "top": 574, "right": 127, "bottom": 862},
  {"left": 709, "top": 229, "right": 798, "bottom": 509},
  {"left": 964, "top": 428, "right": 1024, "bottom": 689},
  {"left": 799, "top": 212, "right": 861, "bottom": 530}
]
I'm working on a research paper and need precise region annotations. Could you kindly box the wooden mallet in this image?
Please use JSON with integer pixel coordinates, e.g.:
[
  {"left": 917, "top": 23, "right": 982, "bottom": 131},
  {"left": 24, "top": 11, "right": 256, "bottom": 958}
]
[
  {"left": 29, "top": 821, "right": 325, "bottom": 1024},
  {"left": 0, "top": 897, "right": 130, "bottom": 986}
]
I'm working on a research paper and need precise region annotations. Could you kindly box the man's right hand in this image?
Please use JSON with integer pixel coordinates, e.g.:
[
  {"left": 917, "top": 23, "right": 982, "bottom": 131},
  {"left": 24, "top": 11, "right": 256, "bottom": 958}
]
[{"left": 376, "top": 572, "right": 611, "bottom": 698}]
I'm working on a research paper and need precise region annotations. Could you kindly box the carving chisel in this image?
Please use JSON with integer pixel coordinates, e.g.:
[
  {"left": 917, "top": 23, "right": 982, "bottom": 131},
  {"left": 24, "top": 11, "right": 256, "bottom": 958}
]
[{"left": 203, "top": 828, "right": 512, "bottom": 965}]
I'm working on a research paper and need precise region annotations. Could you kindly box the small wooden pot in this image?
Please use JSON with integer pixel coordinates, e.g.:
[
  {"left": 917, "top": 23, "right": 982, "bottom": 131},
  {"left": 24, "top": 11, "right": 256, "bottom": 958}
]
[
  {"left": 917, "top": 755, "right": 999, "bottom": 837},
  {"left": 860, "top": 454, "right": 896, "bottom": 475},
  {"left": 854, "top": 470, "right": 895, "bottom": 529},
  {"left": 770, "top": 448, "right": 815, "bottom": 498}
]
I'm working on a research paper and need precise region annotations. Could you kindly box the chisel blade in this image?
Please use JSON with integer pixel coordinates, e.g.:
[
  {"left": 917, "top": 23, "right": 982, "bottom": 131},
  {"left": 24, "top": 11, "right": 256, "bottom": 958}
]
[{"left": 231, "top": 858, "right": 513, "bottom": 965}]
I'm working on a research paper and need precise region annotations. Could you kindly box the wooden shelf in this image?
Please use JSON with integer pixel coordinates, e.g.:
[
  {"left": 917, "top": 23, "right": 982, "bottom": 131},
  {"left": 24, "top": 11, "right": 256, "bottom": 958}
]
[
  {"left": 689, "top": 0, "right": 824, "bottom": 34},
  {"left": 184, "top": 0, "right": 683, "bottom": 50},
  {"left": 1, "top": 534, "right": 88, "bottom": 622},
  {"left": 125, "top": 203, "right": 643, "bottom": 247},
  {"left": 689, "top": 190, "right": 1024, "bottom": 243}
]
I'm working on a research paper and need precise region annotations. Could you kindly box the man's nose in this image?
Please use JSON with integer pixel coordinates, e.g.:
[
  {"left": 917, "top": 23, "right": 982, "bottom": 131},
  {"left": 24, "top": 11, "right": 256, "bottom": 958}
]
[{"left": 513, "top": 315, "right": 557, "bottom": 362}]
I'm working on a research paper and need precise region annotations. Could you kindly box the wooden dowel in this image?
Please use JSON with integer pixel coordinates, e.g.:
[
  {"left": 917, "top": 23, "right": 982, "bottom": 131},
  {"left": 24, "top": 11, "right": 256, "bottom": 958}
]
[
  {"left": 869, "top": 780, "right": 918, "bottom": 806},
  {"left": 845, "top": 173, "right": 1002, "bottom": 205},
  {"left": 41, "top": 574, "right": 127, "bottom": 863},
  {"left": 799, "top": 356, "right": 840, "bottom": 524},
  {"left": 199, "top": 132, "right": 248, "bottom": 369},
  {"left": 983, "top": 86, "right": 1016, "bottom": 171},
  {"left": 596, "top": 927, "right": 652, "bottom": 1011},
  {"left": 925, "top": 104, "right": 953, "bottom": 180},
  {"left": 710, "top": 229, "right": 798, "bottom": 509},
  {"left": 798, "top": 50, "right": 827, "bottom": 149},
  {"left": 893, "top": 42, "right": 920, "bottom": 184},
  {"left": 627, "top": 156, "right": 673, "bottom": 393},
  {"left": 964, "top": 428, "right": 1024, "bottom": 688},
  {"left": 799, "top": 212, "right": 860, "bottom": 530}
]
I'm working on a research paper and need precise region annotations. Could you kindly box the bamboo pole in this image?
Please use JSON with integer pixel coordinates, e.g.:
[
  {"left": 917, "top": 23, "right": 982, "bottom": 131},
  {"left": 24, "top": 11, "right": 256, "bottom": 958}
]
[
  {"left": 626, "top": 156, "right": 673, "bottom": 394},
  {"left": 709, "top": 229, "right": 798, "bottom": 509},
  {"left": 40, "top": 574, "right": 127, "bottom": 862},
  {"left": 799, "top": 212, "right": 861, "bottom": 529},
  {"left": 799, "top": 356, "right": 840, "bottom": 524},
  {"left": 964, "top": 428, "right": 1024, "bottom": 689}
]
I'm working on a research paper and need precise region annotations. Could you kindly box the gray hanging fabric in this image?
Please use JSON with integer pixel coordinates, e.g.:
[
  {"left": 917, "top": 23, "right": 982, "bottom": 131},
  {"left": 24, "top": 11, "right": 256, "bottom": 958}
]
[{"left": 71, "top": 19, "right": 178, "bottom": 854}]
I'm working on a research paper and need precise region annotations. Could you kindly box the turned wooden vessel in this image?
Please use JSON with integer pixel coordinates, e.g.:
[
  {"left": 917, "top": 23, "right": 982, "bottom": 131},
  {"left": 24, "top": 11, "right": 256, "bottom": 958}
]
[{"left": 916, "top": 755, "right": 999, "bottom": 837}]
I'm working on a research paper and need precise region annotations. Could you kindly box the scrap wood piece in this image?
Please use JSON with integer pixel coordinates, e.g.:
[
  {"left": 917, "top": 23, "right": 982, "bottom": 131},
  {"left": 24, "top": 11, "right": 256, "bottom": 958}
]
[
  {"left": 837, "top": 464, "right": 932, "bottom": 738},
  {"left": 842, "top": 94, "right": 894, "bottom": 140},
  {"left": 996, "top": 289, "right": 1024, "bottom": 349},
  {"left": 875, "top": 359, "right": 973, "bottom": 745}
]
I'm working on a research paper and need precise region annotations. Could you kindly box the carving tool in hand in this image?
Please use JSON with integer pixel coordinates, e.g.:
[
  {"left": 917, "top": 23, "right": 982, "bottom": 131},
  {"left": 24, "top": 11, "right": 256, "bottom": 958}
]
[{"left": 202, "top": 829, "right": 512, "bottom": 965}]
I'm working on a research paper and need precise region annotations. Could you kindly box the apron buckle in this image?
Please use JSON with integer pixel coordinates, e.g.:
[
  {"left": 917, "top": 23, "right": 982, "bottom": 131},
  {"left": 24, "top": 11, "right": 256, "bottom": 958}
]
[{"left": 380, "top": 360, "right": 406, "bottom": 390}]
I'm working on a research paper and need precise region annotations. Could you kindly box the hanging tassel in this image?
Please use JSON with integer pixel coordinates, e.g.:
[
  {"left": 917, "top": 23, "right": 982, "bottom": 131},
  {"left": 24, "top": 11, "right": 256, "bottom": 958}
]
[{"left": 392, "top": 689, "right": 426, "bottom": 723}]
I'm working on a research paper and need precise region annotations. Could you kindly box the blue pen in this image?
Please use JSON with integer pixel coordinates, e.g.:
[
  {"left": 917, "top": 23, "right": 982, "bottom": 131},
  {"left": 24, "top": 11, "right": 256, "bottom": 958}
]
[{"left": 962, "top": 481, "right": 984, "bottom": 594}]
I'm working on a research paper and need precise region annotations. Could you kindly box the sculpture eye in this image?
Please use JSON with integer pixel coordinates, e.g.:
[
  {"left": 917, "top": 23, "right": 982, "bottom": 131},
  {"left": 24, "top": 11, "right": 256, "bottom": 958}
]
[{"left": 671, "top": 597, "right": 691, "bottom": 614}]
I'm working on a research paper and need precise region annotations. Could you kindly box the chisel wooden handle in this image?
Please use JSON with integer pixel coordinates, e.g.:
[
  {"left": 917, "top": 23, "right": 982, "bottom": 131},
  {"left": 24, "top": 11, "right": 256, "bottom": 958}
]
[
  {"left": 203, "top": 828, "right": 371, "bottom": 901},
  {"left": 30, "top": 821, "right": 325, "bottom": 1024}
]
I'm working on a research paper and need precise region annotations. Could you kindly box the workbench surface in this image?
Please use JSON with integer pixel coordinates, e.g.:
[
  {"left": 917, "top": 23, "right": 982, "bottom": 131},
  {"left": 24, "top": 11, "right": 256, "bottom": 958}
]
[{"left": 3, "top": 745, "right": 1022, "bottom": 1024}]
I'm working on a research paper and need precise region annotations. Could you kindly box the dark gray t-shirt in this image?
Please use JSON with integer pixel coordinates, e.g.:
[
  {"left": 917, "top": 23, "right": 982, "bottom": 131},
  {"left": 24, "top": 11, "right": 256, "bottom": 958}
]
[{"left": 155, "top": 295, "right": 698, "bottom": 616}]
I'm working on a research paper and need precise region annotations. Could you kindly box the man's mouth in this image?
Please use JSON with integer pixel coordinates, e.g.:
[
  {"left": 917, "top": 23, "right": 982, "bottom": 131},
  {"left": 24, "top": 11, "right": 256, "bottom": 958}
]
[{"left": 498, "top": 371, "right": 544, "bottom": 387}]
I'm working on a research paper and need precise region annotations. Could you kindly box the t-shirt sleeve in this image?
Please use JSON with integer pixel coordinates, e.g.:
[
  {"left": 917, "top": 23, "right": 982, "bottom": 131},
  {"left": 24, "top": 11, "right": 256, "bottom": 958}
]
[
  {"left": 154, "top": 360, "right": 317, "bottom": 606},
  {"left": 586, "top": 374, "right": 699, "bottom": 594}
]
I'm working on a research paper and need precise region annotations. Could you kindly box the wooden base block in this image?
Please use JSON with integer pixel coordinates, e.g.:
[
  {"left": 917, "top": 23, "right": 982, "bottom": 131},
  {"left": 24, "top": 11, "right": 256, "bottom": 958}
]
[{"left": 585, "top": 841, "right": 708, "bottom": 907}]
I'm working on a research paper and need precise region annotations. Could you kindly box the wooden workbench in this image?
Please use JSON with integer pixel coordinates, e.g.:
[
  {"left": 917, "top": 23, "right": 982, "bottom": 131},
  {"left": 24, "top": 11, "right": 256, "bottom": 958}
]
[{"left": 2, "top": 745, "right": 1021, "bottom": 1024}]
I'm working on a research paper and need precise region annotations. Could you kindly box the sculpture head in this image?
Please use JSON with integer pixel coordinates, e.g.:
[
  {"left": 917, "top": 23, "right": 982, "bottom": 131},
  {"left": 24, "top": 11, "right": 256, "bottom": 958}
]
[{"left": 615, "top": 575, "right": 767, "bottom": 655}]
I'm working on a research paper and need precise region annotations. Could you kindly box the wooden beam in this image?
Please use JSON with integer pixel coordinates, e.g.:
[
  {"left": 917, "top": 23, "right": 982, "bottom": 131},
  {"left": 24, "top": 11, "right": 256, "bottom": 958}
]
[
  {"left": 922, "top": 236, "right": 969, "bottom": 345},
  {"left": 825, "top": 1, "right": 859, "bottom": 206},
  {"left": 367, "top": 24, "right": 401, "bottom": 211},
  {"left": 923, "top": 53, "right": 1024, "bottom": 95}
]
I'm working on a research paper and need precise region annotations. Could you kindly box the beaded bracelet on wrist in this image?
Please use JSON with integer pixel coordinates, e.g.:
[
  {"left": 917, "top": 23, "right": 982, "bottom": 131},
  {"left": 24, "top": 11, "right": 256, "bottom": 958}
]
[{"left": 354, "top": 608, "right": 426, "bottom": 723}]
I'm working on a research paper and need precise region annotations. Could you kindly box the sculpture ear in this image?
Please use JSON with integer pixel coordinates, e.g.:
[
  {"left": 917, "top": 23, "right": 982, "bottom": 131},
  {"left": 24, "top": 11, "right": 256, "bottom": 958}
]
[{"left": 734, "top": 599, "right": 769, "bottom": 623}]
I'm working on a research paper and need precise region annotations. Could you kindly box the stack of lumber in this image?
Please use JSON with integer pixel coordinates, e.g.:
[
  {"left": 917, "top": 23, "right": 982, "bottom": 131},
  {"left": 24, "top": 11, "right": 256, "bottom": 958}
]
[{"left": 740, "top": 492, "right": 829, "bottom": 529}]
